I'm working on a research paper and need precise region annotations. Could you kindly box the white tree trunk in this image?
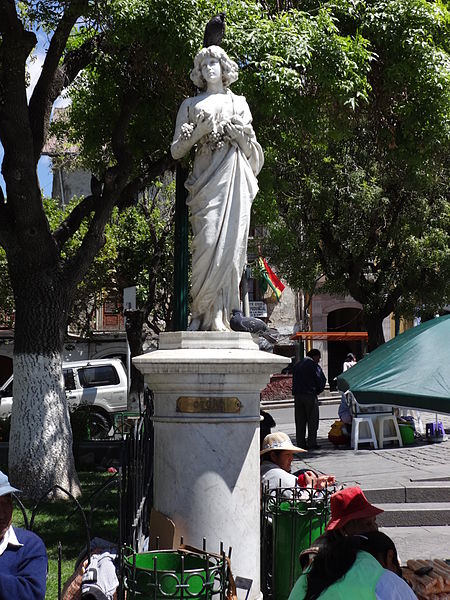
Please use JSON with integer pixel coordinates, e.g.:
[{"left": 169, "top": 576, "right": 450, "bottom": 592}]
[{"left": 9, "top": 353, "right": 81, "bottom": 500}]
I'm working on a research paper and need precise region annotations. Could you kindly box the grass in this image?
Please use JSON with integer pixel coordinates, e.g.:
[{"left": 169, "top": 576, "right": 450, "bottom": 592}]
[{"left": 11, "top": 469, "right": 120, "bottom": 600}]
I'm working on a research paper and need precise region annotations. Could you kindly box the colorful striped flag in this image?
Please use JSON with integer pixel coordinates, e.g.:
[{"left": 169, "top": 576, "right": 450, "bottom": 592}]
[{"left": 258, "top": 257, "right": 285, "bottom": 301}]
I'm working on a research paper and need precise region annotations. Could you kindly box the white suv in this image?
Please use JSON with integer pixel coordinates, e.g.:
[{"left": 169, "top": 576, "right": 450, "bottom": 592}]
[{"left": 0, "top": 358, "right": 128, "bottom": 438}]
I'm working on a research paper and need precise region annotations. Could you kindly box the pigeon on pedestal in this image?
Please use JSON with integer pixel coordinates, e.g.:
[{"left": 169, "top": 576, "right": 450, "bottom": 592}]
[
  {"left": 230, "top": 309, "right": 268, "bottom": 334},
  {"left": 203, "top": 13, "right": 226, "bottom": 48}
]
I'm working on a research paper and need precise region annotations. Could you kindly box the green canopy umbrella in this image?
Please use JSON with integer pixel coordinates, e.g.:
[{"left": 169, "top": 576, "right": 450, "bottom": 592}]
[{"left": 336, "top": 315, "right": 450, "bottom": 414}]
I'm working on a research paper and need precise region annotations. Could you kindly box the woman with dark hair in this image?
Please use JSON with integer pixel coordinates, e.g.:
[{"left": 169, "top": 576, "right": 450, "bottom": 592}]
[{"left": 289, "top": 531, "right": 418, "bottom": 599}]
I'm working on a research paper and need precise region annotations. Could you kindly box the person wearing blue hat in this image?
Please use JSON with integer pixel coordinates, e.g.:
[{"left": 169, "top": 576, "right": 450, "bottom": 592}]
[{"left": 0, "top": 471, "right": 47, "bottom": 599}]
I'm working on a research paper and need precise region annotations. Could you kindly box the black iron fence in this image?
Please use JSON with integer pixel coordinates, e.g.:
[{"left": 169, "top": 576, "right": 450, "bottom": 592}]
[
  {"left": 119, "top": 403, "right": 154, "bottom": 553},
  {"left": 261, "top": 483, "right": 336, "bottom": 600},
  {"left": 10, "top": 399, "right": 154, "bottom": 600}
]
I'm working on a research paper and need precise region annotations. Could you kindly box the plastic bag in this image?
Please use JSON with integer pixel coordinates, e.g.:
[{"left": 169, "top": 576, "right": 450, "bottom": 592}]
[{"left": 328, "top": 420, "right": 349, "bottom": 446}]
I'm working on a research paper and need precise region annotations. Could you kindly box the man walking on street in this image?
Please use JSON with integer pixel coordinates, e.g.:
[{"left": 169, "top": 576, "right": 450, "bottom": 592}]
[{"left": 292, "top": 349, "right": 326, "bottom": 450}]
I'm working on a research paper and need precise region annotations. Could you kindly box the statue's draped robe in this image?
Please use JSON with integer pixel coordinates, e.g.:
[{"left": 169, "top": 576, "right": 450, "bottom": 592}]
[{"left": 172, "top": 91, "right": 263, "bottom": 330}]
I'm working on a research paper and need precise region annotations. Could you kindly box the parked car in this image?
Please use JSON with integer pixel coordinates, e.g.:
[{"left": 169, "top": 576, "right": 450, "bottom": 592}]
[{"left": 0, "top": 358, "right": 128, "bottom": 438}]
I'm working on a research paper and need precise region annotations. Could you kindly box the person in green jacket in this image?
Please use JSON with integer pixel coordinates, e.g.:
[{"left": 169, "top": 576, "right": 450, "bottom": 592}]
[{"left": 288, "top": 531, "right": 417, "bottom": 600}]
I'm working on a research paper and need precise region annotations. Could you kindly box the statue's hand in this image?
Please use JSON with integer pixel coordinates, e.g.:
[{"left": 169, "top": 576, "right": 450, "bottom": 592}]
[
  {"left": 195, "top": 110, "right": 215, "bottom": 138},
  {"left": 223, "top": 120, "right": 243, "bottom": 141}
]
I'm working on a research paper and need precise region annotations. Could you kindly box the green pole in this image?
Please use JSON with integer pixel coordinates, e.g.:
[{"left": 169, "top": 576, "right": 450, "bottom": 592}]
[{"left": 173, "top": 163, "right": 189, "bottom": 331}]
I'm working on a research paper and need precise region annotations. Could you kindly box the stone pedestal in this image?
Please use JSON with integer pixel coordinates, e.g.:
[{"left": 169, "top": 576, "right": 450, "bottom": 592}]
[{"left": 133, "top": 332, "right": 289, "bottom": 600}]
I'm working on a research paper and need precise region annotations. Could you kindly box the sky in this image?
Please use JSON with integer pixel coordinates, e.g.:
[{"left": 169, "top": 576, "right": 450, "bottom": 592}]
[{"left": 0, "top": 27, "right": 69, "bottom": 199}]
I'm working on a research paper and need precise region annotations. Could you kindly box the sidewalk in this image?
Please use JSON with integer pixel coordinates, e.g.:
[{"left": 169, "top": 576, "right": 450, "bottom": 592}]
[
  {"left": 288, "top": 410, "right": 450, "bottom": 488},
  {"left": 284, "top": 410, "right": 450, "bottom": 561}
]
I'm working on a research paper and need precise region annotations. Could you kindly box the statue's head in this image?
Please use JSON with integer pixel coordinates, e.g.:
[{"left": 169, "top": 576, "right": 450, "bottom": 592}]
[{"left": 190, "top": 45, "right": 238, "bottom": 90}]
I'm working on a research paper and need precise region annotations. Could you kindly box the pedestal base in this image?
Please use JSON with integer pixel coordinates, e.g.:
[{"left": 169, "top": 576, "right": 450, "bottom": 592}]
[{"left": 134, "top": 332, "right": 289, "bottom": 600}]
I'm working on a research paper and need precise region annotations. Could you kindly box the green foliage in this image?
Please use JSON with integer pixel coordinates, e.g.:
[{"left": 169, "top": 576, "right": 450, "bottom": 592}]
[
  {"left": 59, "top": 0, "right": 218, "bottom": 175},
  {"left": 12, "top": 0, "right": 448, "bottom": 342},
  {"left": 112, "top": 179, "right": 175, "bottom": 333},
  {"left": 42, "top": 197, "right": 119, "bottom": 334},
  {"left": 249, "top": 0, "right": 450, "bottom": 330},
  {"left": 42, "top": 186, "right": 175, "bottom": 336},
  {"left": 1, "top": 188, "right": 174, "bottom": 338}
]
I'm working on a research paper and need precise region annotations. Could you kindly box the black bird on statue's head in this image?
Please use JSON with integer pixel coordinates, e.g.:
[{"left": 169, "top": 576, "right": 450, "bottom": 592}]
[
  {"left": 203, "top": 13, "right": 226, "bottom": 48},
  {"left": 230, "top": 309, "right": 268, "bottom": 334}
]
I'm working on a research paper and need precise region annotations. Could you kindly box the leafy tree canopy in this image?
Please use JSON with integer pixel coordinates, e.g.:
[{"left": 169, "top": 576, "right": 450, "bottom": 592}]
[{"left": 243, "top": 0, "right": 450, "bottom": 348}]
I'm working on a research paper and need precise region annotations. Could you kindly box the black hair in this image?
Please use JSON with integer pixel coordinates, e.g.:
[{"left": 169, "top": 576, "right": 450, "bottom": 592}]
[
  {"left": 345, "top": 353, "right": 356, "bottom": 362},
  {"left": 304, "top": 531, "right": 398, "bottom": 600},
  {"left": 306, "top": 349, "right": 321, "bottom": 359}
]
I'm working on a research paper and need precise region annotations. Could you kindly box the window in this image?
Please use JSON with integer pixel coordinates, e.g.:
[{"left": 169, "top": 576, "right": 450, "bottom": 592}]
[
  {"left": 78, "top": 366, "right": 119, "bottom": 388},
  {"left": 63, "top": 369, "right": 76, "bottom": 391},
  {"left": 3, "top": 380, "right": 12, "bottom": 396}
]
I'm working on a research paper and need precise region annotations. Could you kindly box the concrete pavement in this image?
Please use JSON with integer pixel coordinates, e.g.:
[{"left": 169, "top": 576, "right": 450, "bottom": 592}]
[{"left": 266, "top": 402, "right": 450, "bottom": 562}]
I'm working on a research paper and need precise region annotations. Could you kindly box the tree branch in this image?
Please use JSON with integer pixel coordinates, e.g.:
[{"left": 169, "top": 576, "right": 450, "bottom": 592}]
[
  {"left": 117, "top": 154, "right": 175, "bottom": 209},
  {"left": 0, "top": 2, "right": 36, "bottom": 140},
  {"left": 53, "top": 193, "right": 98, "bottom": 249},
  {"left": 63, "top": 184, "right": 116, "bottom": 286},
  {"left": 0, "top": 1, "right": 24, "bottom": 35},
  {"left": 61, "top": 34, "right": 103, "bottom": 87},
  {"left": 0, "top": 6, "right": 56, "bottom": 260},
  {"left": 28, "top": 0, "right": 90, "bottom": 162},
  {"left": 111, "top": 93, "right": 140, "bottom": 169}
]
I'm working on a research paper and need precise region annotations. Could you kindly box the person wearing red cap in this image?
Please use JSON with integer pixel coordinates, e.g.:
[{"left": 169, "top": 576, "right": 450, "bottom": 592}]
[
  {"left": 299, "top": 486, "right": 384, "bottom": 570},
  {"left": 326, "top": 486, "right": 383, "bottom": 534}
]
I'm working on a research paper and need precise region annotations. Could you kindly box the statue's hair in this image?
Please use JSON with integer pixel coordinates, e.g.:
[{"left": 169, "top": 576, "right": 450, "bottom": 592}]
[{"left": 190, "top": 45, "right": 238, "bottom": 90}]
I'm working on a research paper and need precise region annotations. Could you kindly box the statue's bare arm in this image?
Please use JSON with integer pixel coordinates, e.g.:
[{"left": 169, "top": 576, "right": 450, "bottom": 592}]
[{"left": 171, "top": 98, "right": 214, "bottom": 160}]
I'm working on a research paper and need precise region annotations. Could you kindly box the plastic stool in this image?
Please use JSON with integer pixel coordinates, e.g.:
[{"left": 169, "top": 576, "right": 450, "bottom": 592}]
[
  {"left": 377, "top": 415, "right": 403, "bottom": 449},
  {"left": 351, "top": 417, "right": 378, "bottom": 451}
]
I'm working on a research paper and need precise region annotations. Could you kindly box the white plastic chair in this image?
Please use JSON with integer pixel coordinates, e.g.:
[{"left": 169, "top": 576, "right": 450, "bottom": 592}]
[
  {"left": 377, "top": 415, "right": 403, "bottom": 449},
  {"left": 351, "top": 416, "right": 378, "bottom": 450},
  {"left": 344, "top": 391, "right": 378, "bottom": 450},
  {"left": 345, "top": 391, "right": 402, "bottom": 450}
]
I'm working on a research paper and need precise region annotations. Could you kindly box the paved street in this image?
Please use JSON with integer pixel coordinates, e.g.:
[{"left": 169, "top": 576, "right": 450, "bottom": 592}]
[
  {"left": 269, "top": 403, "right": 450, "bottom": 485},
  {"left": 264, "top": 402, "right": 450, "bottom": 561}
]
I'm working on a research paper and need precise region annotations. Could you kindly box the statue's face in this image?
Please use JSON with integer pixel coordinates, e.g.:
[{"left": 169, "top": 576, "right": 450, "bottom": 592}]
[{"left": 201, "top": 56, "right": 222, "bottom": 85}]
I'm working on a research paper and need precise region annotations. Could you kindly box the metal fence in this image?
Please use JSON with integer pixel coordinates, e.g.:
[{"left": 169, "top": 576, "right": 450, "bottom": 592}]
[
  {"left": 11, "top": 398, "right": 154, "bottom": 600},
  {"left": 261, "top": 483, "right": 335, "bottom": 600},
  {"left": 119, "top": 401, "right": 154, "bottom": 553}
]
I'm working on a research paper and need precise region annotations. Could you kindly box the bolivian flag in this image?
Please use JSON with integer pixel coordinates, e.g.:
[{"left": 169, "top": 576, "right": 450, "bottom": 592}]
[{"left": 258, "top": 256, "right": 285, "bottom": 301}]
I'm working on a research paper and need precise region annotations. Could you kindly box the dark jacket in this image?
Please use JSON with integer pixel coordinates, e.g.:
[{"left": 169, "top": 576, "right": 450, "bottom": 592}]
[
  {"left": 0, "top": 527, "right": 47, "bottom": 600},
  {"left": 292, "top": 357, "right": 326, "bottom": 396}
]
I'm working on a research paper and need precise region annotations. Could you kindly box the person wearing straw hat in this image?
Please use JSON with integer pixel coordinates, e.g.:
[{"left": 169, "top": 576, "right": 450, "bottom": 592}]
[
  {"left": 260, "top": 432, "right": 335, "bottom": 498},
  {"left": 0, "top": 470, "right": 47, "bottom": 599}
]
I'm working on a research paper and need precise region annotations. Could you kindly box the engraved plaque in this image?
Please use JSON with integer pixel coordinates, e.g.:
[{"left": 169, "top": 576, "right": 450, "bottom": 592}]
[{"left": 177, "top": 396, "right": 241, "bottom": 414}]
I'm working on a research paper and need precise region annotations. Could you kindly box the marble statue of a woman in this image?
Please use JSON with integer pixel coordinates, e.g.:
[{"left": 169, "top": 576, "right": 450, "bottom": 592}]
[{"left": 171, "top": 46, "right": 264, "bottom": 331}]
